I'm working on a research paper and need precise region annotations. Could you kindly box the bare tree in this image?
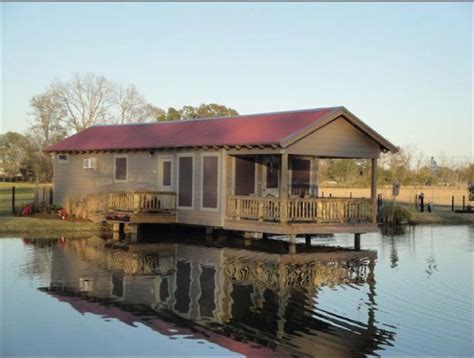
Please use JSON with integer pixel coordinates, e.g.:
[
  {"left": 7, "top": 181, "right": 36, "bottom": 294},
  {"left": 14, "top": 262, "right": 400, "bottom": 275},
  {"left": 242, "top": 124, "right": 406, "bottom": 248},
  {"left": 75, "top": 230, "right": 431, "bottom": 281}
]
[
  {"left": 50, "top": 73, "right": 114, "bottom": 132},
  {"left": 29, "top": 90, "right": 67, "bottom": 146},
  {"left": 111, "top": 84, "right": 163, "bottom": 124}
]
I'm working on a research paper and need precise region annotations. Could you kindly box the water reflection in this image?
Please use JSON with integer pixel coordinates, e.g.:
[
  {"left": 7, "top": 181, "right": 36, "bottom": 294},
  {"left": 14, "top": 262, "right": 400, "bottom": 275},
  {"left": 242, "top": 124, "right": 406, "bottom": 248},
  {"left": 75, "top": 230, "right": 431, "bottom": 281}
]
[{"left": 27, "top": 236, "right": 395, "bottom": 357}]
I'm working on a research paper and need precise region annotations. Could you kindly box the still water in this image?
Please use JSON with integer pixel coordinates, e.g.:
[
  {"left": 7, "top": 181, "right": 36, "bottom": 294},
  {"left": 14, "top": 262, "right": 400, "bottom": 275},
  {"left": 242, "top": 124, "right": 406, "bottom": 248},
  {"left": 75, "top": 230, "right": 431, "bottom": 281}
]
[{"left": 1, "top": 226, "right": 473, "bottom": 357}]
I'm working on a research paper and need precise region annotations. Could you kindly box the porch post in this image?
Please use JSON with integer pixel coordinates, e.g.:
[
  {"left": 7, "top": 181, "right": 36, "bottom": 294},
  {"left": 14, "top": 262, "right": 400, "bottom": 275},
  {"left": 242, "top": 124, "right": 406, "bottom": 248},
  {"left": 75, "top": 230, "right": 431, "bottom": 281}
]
[
  {"left": 256, "top": 156, "right": 263, "bottom": 196},
  {"left": 280, "top": 152, "right": 289, "bottom": 223},
  {"left": 312, "top": 157, "right": 320, "bottom": 197},
  {"left": 371, "top": 158, "right": 377, "bottom": 223}
]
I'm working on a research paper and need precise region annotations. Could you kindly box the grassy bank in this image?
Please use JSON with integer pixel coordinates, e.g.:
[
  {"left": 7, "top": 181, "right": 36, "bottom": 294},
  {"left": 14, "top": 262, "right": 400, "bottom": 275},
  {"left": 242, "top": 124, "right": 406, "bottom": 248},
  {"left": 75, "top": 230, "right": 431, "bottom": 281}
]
[
  {"left": 0, "top": 217, "right": 103, "bottom": 238},
  {"left": 0, "top": 182, "right": 37, "bottom": 216},
  {"left": 409, "top": 211, "right": 474, "bottom": 225}
]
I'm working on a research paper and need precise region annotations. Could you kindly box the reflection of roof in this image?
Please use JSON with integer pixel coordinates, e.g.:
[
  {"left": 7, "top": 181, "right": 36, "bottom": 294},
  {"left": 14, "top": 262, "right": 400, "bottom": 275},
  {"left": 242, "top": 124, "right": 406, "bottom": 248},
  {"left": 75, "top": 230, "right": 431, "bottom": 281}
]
[{"left": 42, "top": 289, "right": 276, "bottom": 357}]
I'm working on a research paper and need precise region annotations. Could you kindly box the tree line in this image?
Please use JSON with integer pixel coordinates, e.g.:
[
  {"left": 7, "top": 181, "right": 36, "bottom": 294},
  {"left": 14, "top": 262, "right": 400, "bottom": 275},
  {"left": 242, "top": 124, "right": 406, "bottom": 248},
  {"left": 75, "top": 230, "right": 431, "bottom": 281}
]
[
  {"left": 320, "top": 146, "right": 473, "bottom": 188},
  {"left": 0, "top": 73, "right": 238, "bottom": 182},
  {"left": 1, "top": 73, "right": 472, "bottom": 186}
]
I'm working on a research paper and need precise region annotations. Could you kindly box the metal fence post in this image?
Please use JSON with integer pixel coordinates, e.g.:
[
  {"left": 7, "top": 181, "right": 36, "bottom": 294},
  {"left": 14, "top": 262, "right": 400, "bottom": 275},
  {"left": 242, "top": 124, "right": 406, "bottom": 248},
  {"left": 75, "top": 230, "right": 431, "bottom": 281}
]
[{"left": 11, "top": 186, "right": 16, "bottom": 215}]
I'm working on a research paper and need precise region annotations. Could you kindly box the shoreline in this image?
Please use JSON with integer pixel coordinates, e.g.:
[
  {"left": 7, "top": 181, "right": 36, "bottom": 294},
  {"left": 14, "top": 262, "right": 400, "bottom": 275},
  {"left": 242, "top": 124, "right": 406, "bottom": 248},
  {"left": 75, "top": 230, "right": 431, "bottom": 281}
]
[
  {"left": 0, "top": 217, "right": 103, "bottom": 238},
  {"left": 1, "top": 213, "right": 472, "bottom": 239},
  {"left": 408, "top": 211, "right": 474, "bottom": 225}
]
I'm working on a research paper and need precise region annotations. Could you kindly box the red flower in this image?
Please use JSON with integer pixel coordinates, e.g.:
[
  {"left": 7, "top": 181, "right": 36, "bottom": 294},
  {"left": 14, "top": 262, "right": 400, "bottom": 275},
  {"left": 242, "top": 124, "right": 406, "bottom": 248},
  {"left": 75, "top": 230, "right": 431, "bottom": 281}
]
[
  {"left": 58, "top": 208, "right": 68, "bottom": 220},
  {"left": 22, "top": 205, "right": 32, "bottom": 216}
]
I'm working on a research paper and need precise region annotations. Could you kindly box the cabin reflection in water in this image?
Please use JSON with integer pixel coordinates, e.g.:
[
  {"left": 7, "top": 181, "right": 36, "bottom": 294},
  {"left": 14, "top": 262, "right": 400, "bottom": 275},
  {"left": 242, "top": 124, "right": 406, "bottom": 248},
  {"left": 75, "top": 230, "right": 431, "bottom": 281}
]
[{"left": 39, "top": 237, "right": 394, "bottom": 357}]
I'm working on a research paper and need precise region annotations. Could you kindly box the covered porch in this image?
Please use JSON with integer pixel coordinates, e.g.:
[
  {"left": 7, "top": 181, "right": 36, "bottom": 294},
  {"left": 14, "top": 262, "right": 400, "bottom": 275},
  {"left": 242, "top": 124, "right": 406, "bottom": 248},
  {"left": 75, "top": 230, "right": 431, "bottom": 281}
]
[{"left": 225, "top": 152, "right": 378, "bottom": 235}]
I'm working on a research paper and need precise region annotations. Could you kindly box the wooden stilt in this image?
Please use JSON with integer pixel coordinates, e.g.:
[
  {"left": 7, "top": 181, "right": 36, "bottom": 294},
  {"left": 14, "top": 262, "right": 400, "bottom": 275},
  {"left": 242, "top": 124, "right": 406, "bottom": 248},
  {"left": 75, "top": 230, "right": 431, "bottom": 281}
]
[
  {"left": 354, "top": 233, "right": 361, "bottom": 251},
  {"left": 124, "top": 223, "right": 138, "bottom": 234},
  {"left": 112, "top": 222, "right": 121, "bottom": 232},
  {"left": 289, "top": 234, "right": 296, "bottom": 254}
]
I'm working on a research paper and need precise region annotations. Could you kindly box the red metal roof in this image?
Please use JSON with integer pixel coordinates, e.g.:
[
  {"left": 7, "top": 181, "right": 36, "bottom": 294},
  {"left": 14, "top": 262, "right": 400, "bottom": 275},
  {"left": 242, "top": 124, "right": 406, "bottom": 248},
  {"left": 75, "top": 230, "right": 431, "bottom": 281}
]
[{"left": 44, "top": 107, "right": 339, "bottom": 152}]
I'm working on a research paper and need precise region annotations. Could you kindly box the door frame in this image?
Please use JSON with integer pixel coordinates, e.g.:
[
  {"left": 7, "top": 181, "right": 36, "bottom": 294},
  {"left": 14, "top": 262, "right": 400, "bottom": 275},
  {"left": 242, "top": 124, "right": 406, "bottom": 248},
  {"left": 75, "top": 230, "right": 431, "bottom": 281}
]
[
  {"left": 200, "top": 153, "right": 220, "bottom": 212},
  {"left": 157, "top": 155, "right": 174, "bottom": 192}
]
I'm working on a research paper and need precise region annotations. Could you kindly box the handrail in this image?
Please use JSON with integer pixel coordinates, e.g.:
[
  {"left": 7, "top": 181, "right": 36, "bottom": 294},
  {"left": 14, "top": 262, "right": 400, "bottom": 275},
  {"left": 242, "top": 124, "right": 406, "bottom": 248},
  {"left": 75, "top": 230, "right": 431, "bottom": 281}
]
[
  {"left": 72, "top": 191, "right": 177, "bottom": 217},
  {"left": 227, "top": 195, "right": 373, "bottom": 224}
]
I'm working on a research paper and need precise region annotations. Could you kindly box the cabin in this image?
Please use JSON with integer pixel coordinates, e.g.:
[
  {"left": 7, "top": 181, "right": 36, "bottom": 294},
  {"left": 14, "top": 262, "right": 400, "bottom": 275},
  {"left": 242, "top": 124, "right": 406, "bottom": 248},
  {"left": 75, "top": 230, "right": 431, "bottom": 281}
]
[{"left": 44, "top": 106, "right": 398, "bottom": 241}]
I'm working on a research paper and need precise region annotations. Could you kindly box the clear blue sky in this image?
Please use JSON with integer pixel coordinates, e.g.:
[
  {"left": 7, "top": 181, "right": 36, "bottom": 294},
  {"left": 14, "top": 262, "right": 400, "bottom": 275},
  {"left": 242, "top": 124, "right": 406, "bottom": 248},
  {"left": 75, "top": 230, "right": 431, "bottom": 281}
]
[{"left": 2, "top": 3, "right": 472, "bottom": 161}]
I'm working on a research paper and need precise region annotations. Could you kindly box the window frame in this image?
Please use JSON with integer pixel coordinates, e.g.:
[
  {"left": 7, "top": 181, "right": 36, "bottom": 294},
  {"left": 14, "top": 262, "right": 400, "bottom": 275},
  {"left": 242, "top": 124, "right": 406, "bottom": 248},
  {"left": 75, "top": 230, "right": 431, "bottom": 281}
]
[
  {"left": 114, "top": 155, "right": 128, "bottom": 182},
  {"left": 57, "top": 153, "right": 69, "bottom": 164},
  {"left": 83, "top": 158, "right": 97, "bottom": 170},
  {"left": 157, "top": 155, "right": 174, "bottom": 191},
  {"left": 177, "top": 153, "right": 195, "bottom": 210},
  {"left": 200, "top": 153, "right": 220, "bottom": 212}
]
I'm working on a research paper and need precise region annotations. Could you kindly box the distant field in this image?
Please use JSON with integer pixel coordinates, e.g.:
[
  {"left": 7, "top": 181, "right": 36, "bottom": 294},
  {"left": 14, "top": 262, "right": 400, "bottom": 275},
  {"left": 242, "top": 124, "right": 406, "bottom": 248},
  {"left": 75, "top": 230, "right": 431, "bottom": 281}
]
[
  {"left": 0, "top": 182, "right": 37, "bottom": 216},
  {"left": 320, "top": 185, "right": 471, "bottom": 209}
]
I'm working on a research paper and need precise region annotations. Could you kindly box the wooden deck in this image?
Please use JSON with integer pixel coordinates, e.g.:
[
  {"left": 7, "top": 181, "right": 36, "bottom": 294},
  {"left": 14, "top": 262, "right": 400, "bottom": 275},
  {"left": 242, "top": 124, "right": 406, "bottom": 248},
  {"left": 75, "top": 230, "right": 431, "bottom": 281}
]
[
  {"left": 67, "top": 191, "right": 376, "bottom": 234},
  {"left": 225, "top": 195, "right": 376, "bottom": 234},
  {"left": 67, "top": 191, "right": 177, "bottom": 224}
]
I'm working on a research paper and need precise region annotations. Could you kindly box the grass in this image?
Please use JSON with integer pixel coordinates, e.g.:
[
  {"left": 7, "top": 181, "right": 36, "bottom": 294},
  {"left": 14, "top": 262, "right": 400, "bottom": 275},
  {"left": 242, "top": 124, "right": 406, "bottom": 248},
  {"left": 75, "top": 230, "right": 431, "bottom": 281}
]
[
  {"left": 0, "top": 182, "right": 37, "bottom": 216},
  {"left": 0, "top": 217, "right": 103, "bottom": 238},
  {"left": 0, "top": 182, "right": 103, "bottom": 238},
  {"left": 409, "top": 210, "right": 474, "bottom": 225}
]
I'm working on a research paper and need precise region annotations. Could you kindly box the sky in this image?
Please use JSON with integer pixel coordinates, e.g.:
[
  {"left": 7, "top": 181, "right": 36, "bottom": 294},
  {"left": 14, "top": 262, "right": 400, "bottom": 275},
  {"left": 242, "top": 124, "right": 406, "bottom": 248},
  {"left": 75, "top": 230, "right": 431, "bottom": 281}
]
[{"left": 2, "top": 3, "right": 473, "bottom": 162}]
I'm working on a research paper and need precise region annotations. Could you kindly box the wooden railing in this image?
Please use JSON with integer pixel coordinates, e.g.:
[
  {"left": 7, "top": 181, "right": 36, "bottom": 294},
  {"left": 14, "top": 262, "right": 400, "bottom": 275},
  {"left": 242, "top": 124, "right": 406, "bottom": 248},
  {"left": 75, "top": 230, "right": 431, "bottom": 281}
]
[
  {"left": 133, "top": 191, "right": 176, "bottom": 213},
  {"left": 227, "top": 195, "right": 373, "bottom": 224},
  {"left": 78, "top": 191, "right": 176, "bottom": 216}
]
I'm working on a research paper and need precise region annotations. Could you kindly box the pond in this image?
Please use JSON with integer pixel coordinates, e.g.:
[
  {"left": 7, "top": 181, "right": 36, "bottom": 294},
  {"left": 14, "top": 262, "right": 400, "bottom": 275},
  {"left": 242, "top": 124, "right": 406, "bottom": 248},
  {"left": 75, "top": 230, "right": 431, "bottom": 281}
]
[{"left": 1, "top": 225, "right": 473, "bottom": 357}]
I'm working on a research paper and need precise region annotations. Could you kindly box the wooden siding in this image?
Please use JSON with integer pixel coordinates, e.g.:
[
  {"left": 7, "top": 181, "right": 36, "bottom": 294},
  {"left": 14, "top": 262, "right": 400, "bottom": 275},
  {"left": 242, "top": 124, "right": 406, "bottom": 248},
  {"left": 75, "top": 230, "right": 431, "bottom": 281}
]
[
  {"left": 53, "top": 152, "right": 166, "bottom": 206},
  {"left": 286, "top": 117, "right": 380, "bottom": 158},
  {"left": 53, "top": 150, "right": 224, "bottom": 227}
]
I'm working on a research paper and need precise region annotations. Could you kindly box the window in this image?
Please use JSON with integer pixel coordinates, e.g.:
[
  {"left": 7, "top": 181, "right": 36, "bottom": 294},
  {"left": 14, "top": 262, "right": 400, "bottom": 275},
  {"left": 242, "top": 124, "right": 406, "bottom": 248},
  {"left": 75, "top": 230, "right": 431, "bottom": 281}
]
[
  {"left": 158, "top": 156, "right": 173, "bottom": 190},
  {"left": 178, "top": 155, "right": 194, "bottom": 208},
  {"left": 234, "top": 156, "right": 255, "bottom": 196},
  {"left": 57, "top": 154, "right": 69, "bottom": 164},
  {"left": 198, "top": 266, "right": 216, "bottom": 317},
  {"left": 202, "top": 155, "right": 219, "bottom": 209},
  {"left": 83, "top": 158, "right": 97, "bottom": 170},
  {"left": 114, "top": 156, "right": 127, "bottom": 181},
  {"left": 174, "top": 261, "right": 191, "bottom": 314},
  {"left": 163, "top": 161, "right": 172, "bottom": 186}
]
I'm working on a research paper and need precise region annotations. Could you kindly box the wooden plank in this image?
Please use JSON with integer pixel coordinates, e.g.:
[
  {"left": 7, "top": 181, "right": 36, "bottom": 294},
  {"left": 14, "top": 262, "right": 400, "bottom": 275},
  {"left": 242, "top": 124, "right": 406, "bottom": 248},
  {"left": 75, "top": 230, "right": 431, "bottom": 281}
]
[
  {"left": 224, "top": 219, "right": 377, "bottom": 235},
  {"left": 129, "top": 213, "right": 177, "bottom": 224}
]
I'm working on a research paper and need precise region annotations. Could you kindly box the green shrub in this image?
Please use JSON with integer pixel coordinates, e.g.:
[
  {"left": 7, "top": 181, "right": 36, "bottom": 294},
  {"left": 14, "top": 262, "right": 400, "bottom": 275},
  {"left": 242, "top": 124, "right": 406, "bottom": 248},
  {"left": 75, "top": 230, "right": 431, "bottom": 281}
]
[{"left": 378, "top": 204, "right": 412, "bottom": 225}]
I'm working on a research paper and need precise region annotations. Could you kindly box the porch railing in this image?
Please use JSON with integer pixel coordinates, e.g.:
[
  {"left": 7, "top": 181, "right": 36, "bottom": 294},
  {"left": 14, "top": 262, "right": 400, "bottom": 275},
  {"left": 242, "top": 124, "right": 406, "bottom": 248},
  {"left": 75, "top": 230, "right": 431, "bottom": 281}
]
[
  {"left": 76, "top": 191, "right": 177, "bottom": 216},
  {"left": 227, "top": 195, "right": 374, "bottom": 224}
]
